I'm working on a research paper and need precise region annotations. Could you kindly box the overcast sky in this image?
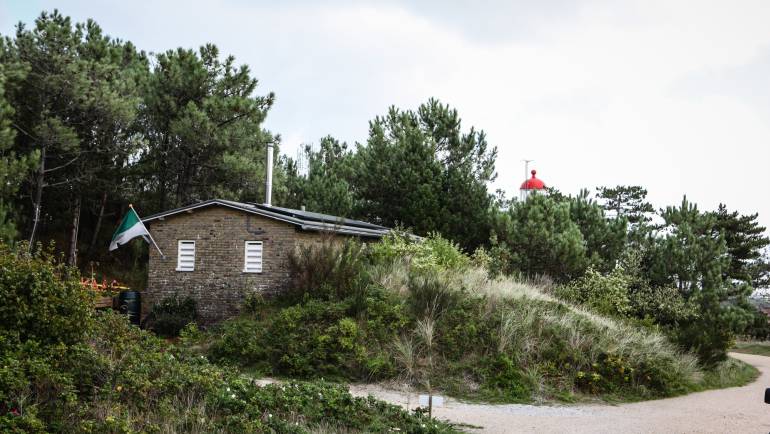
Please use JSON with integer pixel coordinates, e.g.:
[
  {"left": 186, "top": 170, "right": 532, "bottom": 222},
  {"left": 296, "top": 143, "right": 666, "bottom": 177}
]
[{"left": 2, "top": 0, "right": 770, "bottom": 232}]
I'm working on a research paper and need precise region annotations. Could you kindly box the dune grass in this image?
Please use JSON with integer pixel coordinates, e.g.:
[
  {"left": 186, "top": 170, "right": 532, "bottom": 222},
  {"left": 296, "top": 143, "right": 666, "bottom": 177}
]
[
  {"left": 697, "top": 357, "right": 759, "bottom": 390},
  {"left": 207, "top": 246, "right": 753, "bottom": 405},
  {"left": 330, "top": 260, "right": 704, "bottom": 401}
]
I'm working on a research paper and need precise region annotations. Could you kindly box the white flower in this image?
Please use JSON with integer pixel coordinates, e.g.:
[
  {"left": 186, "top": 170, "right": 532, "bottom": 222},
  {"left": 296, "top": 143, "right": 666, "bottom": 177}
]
[
  {"left": 226, "top": 387, "right": 231, "bottom": 392},
  {"left": 231, "top": 393, "right": 236, "bottom": 399},
  {"left": 268, "top": 413, "right": 273, "bottom": 418}
]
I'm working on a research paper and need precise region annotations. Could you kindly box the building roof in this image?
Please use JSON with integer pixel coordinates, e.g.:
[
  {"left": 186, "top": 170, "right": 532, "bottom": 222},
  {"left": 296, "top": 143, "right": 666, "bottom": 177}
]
[
  {"left": 520, "top": 169, "right": 546, "bottom": 190},
  {"left": 142, "top": 199, "right": 390, "bottom": 238}
]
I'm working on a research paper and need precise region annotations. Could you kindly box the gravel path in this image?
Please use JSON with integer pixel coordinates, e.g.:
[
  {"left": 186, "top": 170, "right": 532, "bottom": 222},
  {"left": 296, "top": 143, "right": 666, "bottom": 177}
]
[{"left": 348, "top": 352, "right": 770, "bottom": 433}]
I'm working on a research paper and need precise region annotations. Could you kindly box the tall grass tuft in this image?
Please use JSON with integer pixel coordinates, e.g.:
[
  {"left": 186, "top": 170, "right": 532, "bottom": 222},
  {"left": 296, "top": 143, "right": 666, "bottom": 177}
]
[{"left": 286, "top": 236, "right": 368, "bottom": 303}]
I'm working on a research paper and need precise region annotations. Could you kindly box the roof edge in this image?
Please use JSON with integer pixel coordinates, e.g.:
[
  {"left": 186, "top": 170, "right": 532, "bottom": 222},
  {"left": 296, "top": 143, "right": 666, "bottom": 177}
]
[{"left": 141, "top": 199, "right": 389, "bottom": 238}]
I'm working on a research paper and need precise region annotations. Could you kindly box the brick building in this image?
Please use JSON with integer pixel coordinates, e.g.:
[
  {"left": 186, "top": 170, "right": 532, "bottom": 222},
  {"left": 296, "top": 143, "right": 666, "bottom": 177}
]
[{"left": 141, "top": 199, "right": 389, "bottom": 324}]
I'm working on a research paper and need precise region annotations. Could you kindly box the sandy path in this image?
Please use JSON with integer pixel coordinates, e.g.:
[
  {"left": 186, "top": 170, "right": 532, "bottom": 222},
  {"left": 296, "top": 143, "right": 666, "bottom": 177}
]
[{"left": 348, "top": 352, "right": 770, "bottom": 433}]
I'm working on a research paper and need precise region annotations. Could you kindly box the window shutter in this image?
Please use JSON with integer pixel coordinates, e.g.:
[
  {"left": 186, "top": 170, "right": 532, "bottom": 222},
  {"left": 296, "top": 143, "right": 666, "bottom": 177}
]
[
  {"left": 244, "top": 241, "right": 263, "bottom": 273},
  {"left": 177, "top": 240, "right": 195, "bottom": 271}
]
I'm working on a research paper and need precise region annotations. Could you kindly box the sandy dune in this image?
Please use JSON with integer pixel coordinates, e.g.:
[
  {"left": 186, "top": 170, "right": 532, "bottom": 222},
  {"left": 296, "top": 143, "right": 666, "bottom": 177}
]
[{"left": 349, "top": 352, "right": 770, "bottom": 433}]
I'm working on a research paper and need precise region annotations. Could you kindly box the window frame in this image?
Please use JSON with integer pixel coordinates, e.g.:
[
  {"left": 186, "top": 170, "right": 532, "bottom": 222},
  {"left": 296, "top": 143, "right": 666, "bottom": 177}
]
[
  {"left": 176, "top": 240, "right": 196, "bottom": 272},
  {"left": 243, "top": 241, "right": 263, "bottom": 273}
]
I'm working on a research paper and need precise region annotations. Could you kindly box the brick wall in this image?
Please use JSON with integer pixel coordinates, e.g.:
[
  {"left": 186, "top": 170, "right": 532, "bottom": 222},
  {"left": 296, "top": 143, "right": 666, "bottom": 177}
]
[{"left": 145, "top": 206, "right": 329, "bottom": 325}]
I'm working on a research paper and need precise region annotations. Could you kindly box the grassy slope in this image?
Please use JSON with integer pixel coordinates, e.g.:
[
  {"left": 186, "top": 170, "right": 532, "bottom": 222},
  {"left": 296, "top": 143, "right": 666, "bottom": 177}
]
[
  {"left": 421, "top": 268, "right": 698, "bottom": 403},
  {"left": 453, "top": 269, "right": 760, "bottom": 402},
  {"left": 208, "top": 262, "right": 754, "bottom": 405}
]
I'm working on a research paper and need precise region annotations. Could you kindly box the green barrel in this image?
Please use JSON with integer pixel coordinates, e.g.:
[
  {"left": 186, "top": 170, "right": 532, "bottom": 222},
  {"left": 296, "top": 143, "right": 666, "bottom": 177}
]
[{"left": 118, "top": 291, "right": 141, "bottom": 326}]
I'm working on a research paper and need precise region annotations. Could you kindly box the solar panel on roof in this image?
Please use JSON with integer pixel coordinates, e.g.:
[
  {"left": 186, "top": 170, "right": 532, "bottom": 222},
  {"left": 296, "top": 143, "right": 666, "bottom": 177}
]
[{"left": 250, "top": 203, "right": 387, "bottom": 230}]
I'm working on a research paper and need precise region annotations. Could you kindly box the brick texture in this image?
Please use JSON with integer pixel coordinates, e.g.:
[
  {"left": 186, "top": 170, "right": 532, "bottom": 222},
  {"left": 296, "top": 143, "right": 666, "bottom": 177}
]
[{"left": 145, "top": 206, "right": 330, "bottom": 325}]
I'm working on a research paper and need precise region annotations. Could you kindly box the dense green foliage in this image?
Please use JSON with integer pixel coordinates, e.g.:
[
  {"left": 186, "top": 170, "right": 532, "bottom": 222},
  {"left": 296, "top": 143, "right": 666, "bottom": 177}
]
[
  {"left": 135, "top": 44, "right": 276, "bottom": 211},
  {"left": 489, "top": 192, "right": 626, "bottom": 281},
  {"left": 713, "top": 204, "right": 770, "bottom": 288},
  {"left": 284, "top": 99, "right": 498, "bottom": 251},
  {"left": 0, "top": 71, "right": 35, "bottom": 241},
  {"left": 1, "top": 11, "right": 147, "bottom": 264},
  {"left": 282, "top": 136, "right": 357, "bottom": 218},
  {"left": 0, "top": 244, "right": 456, "bottom": 433},
  {"left": 0, "top": 243, "right": 93, "bottom": 345},
  {"left": 146, "top": 295, "right": 198, "bottom": 338},
  {"left": 550, "top": 196, "right": 770, "bottom": 366}
]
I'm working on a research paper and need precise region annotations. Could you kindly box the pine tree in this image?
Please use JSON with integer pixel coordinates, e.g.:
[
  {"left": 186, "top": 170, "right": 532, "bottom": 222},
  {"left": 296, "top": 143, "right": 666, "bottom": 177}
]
[
  {"left": 567, "top": 189, "right": 627, "bottom": 273},
  {"left": 0, "top": 65, "right": 36, "bottom": 240},
  {"left": 647, "top": 197, "right": 753, "bottom": 365},
  {"left": 712, "top": 203, "right": 770, "bottom": 287},
  {"left": 2, "top": 11, "right": 146, "bottom": 264},
  {"left": 354, "top": 99, "right": 497, "bottom": 250},
  {"left": 596, "top": 185, "right": 655, "bottom": 225},
  {"left": 492, "top": 193, "right": 588, "bottom": 281},
  {"left": 135, "top": 44, "right": 276, "bottom": 212}
]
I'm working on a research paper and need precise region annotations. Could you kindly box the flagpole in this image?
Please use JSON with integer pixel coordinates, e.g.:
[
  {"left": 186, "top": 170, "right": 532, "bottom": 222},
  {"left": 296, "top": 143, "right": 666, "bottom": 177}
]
[{"left": 130, "top": 204, "right": 165, "bottom": 259}]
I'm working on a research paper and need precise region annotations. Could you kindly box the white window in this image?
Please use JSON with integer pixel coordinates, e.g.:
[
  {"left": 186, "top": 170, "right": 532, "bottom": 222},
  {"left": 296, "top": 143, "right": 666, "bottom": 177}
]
[
  {"left": 176, "top": 240, "right": 195, "bottom": 271},
  {"left": 244, "top": 241, "right": 263, "bottom": 273}
]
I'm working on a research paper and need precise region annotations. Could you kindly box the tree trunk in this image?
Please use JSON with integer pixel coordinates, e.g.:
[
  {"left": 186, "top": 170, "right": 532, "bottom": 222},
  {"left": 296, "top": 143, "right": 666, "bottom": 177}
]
[
  {"left": 29, "top": 146, "right": 46, "bottom": 249},
  {"left": 86, "top": 191, "right": 108, "bottom": 258},
  {"left": 67, "top": 195, "right": 81, "bottom": 267}
]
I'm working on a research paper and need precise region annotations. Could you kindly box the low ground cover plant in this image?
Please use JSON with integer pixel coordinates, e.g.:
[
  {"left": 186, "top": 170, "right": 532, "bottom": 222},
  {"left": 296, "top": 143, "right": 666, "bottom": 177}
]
[{"left": 0, "top": 243, "right": 457, "bottom": 433}]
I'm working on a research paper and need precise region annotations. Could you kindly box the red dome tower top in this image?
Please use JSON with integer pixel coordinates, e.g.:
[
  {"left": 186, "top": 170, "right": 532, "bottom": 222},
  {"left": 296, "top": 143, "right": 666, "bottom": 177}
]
[{"left": 520, "top": 169, "right": 545, "bottom": 190}]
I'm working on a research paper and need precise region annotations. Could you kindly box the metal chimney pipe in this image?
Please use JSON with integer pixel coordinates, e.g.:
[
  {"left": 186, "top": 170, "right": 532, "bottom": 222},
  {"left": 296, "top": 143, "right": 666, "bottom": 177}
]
[{"left": 264, "top": 142, "right": 274, "bottom": 206}]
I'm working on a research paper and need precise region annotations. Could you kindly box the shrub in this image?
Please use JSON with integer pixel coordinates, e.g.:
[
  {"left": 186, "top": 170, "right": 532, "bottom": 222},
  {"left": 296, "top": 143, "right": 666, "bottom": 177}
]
[
  {"left": 476, "top": 354, "right": 533, "bottom": 401},
  {"left": 628, "top": 285, "right": 696, "bottom": 326},
  {"left": 674, "top": 287, "right": 749, "bottom": 367},
  {"left": 3, "top": 307, "right": 454, "bottom": 433},
  {"left": 206, "top": 244, "right": 715, "bottom": 404},
  {"left": 208, "top": 317, "right": 269, "bottom": 369},
  {"left": 437, "top": 295, "right": 496, "bottom": 360},
  {"left": 267, "top": 299, "right": 367, "bottom": 378},
  {"left": 0, "top": 243, "right": 93, "bottom": 345},
  {"left": 287, "top": 238, "right": 369, "bottom": 303},
  {"left": 0, "top": 243, "right": 456, "bottom": 433},
  {"left": 556, "top": 268, "right": 631, "bottom": 317},
  {"left": 370, "top": 232, "right": 470, "bottom": 272},
  {"left": 147, "top": 295, "right": 197, "bottom": 338},
  {"left": 210, "top": 284, "right": 408, "bottom": 381},
  {"left": 742, "top": 305, "right": 770, "bottom": 340}
]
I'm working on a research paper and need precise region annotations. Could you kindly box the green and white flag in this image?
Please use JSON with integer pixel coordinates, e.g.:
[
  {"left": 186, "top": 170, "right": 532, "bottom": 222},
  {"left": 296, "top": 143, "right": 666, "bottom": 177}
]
[{"left": 110, "top": 206, "right": 163, "bottom": 256}]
